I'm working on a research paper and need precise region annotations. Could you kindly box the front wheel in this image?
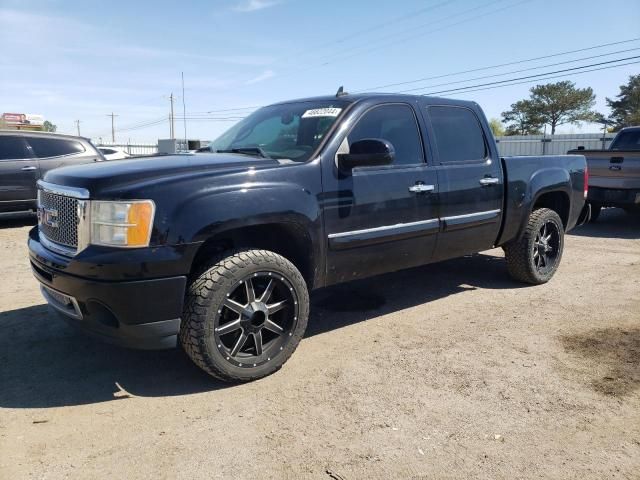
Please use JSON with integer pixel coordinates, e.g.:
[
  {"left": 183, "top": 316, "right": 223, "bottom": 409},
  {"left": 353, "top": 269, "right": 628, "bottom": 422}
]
[
  {"left": 180, "top": 249, "right": 309, "bottom": 382},
  {"left": 503, "top": 208, "right": 564, "bottom": 285}
]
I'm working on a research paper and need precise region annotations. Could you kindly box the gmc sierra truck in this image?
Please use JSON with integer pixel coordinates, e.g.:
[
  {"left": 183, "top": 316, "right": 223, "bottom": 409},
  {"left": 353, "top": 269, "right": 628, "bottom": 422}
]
[
  {"left": 568, "top": 126, "right": 640, "bottom": 221},
  {"left": 28, "top": 93, "right": 590, "bottom": 382}
]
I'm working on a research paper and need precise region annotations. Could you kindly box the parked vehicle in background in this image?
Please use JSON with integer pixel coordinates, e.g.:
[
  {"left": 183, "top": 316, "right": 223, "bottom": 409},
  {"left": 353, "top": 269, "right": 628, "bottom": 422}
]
[
  {"left": 568, "top": 126, "right": 640, "bottom": 221},
  {"left": 0, "top": 131, "right": 104, "bottom": 217},
  {"left": 97, "top": 147, "right": 131, "bottom": 160},
  {"left": 28, "top": 93, "right": 589, "bottom": 382}
]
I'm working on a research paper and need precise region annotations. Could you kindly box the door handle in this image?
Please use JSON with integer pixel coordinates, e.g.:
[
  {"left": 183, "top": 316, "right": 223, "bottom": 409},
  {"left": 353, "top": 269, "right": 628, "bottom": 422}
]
[
  {"left": 479, "top": 177, "right": 500, "bottom": 186},
  {"left": 21, "top": 166, "right": 37, "bottom": 171},
  {"left": 610, "top": 157, "right": 624, "bottom": 164},
  {"left": 408, "top": 183, "right": 435, "bottom": 194}
]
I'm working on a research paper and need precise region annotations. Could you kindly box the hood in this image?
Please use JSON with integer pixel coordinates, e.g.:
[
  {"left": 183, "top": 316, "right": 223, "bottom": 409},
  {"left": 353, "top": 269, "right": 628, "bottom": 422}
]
[{"left": 42, "top": 153, "right": 280, "bottom": 195}]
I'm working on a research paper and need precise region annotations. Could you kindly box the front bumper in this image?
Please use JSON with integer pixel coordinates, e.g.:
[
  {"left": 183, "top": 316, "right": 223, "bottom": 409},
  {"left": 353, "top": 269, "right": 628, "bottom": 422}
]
[
  {"left": 588, "top": 187, "right": 640, "bottom": 208},
  {"left": 28, "top": 227, "right": 190, "bottom": 350}
]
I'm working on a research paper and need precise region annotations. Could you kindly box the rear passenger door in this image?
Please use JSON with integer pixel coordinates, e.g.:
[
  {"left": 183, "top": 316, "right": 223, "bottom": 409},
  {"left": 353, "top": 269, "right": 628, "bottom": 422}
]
[
  {"left": 424, "top": 105, "right": 503, "bottom": 261},
  {"left": 0, "top": 135, "right": 39, "bottom": 213},
  {"left": 26, "top": 137, "right": 96, "bottom": 179}
]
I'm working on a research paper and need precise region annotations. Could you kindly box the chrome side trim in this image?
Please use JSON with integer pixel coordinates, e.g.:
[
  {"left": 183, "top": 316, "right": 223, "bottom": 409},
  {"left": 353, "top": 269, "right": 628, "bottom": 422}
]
[
  {"left": 328, "top": 218, "right": 439, "bottom": 239},
  {"left": 442, "top": 209, "right": 501, "bottom": 222},
  {"left": 37, "top": 180, "right": 90, "bottom": 199}
]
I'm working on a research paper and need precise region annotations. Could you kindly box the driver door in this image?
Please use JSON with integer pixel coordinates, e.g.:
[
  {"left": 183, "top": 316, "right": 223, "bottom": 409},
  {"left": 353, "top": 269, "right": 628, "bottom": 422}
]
[{"left": 322, "top": 103, "right": 440, "bottom": 285}]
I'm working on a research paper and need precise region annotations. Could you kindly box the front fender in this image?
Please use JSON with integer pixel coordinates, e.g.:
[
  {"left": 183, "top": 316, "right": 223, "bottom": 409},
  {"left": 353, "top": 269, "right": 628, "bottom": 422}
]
[{"left": 166, "top": 181, "right": 321, "bottom": 244}]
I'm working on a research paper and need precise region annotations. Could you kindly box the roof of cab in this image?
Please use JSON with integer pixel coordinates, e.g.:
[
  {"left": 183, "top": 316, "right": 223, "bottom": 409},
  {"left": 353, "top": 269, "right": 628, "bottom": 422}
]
[
  {"left": 0, "top": 129, "right": 91, "bottom": 142},
  {"left": 269, "top": 92, "right": 480, "bottom": 109}
]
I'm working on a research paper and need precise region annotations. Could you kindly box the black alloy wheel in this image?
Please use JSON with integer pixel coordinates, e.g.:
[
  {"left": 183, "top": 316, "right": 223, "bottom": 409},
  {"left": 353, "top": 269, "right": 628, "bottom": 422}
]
[
  {"left": 180, "top": 249, "right": 309, "bottom": 382},
  {"left": 532, "top": 220, "right": 561, "bottom": 276},
  {"left": 503, "top": 208, "right": 565, "bottom": 285},
  {"left": 214, "top": 272, "right": 299, "bottom": 368}
]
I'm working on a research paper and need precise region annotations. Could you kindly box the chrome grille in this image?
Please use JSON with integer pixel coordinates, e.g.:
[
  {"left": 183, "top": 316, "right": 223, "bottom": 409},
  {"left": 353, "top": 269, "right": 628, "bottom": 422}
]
[{"left": 38, "top": 190, "right": 79, "bottom": 248}]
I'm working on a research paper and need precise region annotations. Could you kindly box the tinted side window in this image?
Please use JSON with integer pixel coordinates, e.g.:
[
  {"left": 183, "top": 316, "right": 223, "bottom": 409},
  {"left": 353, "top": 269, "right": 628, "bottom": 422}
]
[
  {"left": 0, "top": 136, "right": 31, "bottom": 160},
  {"left": 27, "top": 137, "right": 85, "bottom": 158},
  {"left": 429, "top": 106, "right": 486, "bottom": 163},
  {"left": 348, "top": 104, "right": 423, "bottom": 165}
]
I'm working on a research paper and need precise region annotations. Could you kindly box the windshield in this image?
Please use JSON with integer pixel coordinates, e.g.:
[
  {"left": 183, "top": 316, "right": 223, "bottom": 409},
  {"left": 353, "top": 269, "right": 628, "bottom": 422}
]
[
  {"left": 610, "top": 130, "right": 640, "bottom": 151},
  {"left": 209, "top": 100, "right": 349, "bottom": 162}
]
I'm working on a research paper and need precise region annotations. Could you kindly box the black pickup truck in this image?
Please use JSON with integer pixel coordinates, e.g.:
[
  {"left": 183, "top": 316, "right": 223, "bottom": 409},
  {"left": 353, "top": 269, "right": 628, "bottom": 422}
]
[{"left": 28, "top": 93, "right": 590, "bottom": 381}]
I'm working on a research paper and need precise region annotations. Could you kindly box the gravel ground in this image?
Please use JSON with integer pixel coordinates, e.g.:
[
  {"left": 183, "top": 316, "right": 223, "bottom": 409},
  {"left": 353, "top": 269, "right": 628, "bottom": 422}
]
[{"left": 0, "top": 209, "right": 638, "bottom": 480}]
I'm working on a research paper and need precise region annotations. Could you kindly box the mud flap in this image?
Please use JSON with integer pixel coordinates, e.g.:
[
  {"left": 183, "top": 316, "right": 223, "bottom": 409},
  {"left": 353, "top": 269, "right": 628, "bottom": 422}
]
[{"left": 576, "top": 202, "right": 591, "bottom": 226}]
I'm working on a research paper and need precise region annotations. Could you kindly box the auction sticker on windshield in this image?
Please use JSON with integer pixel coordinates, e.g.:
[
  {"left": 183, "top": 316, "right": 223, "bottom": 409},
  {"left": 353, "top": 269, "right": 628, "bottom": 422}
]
[{"left": 302, "top": 108, "right": 342, "bottom": 118}]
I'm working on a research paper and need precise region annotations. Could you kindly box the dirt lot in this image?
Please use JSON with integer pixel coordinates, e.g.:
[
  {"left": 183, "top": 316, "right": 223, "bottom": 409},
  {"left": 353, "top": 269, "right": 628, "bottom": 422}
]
[{"left": 0, "top": 210, "right": 638, "bottom": 480}]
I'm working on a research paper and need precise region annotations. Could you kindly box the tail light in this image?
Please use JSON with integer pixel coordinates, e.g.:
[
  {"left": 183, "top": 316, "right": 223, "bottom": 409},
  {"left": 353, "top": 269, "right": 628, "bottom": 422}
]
[{"left": 584, "top": 166, "right": 589, "bottom": 199}]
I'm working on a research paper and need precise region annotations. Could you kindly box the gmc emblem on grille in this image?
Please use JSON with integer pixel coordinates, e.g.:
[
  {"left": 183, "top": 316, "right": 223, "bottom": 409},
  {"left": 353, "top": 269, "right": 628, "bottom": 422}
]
[{"left": 38, "top": 207, "right": 59, "bottom": 228}]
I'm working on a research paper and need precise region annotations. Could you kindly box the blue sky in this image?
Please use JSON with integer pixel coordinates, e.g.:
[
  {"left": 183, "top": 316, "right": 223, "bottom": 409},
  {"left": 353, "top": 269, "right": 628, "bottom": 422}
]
[{"left": 1, "top": 0, "right": 638, "bottom": 142}]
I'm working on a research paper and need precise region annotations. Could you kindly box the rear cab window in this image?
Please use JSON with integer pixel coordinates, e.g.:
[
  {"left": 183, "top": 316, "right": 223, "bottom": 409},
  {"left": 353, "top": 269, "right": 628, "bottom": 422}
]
[
  {"left": 610, "top": 130, "right": 640, "bottom": 151},
  {"left": 26, "top": 137, "right": 86, "bottom": 158},
  {"left": 428, "top": 106, "right": 487, "bottom": 163}
]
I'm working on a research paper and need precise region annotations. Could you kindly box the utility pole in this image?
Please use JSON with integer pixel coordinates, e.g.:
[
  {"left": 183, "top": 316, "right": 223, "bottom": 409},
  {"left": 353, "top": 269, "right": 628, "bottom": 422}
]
[
  {"left": 181, "top": 72, "right": 187, "bottom": 145},
  {"left": 106, "top": 112, "right": 118, "bottom": 143},
  {"left": 169, "top": 93, "right": 175, "bottom": 139},
  {"left": 74, "top": 120, "right": 81, "bottom": 136}
]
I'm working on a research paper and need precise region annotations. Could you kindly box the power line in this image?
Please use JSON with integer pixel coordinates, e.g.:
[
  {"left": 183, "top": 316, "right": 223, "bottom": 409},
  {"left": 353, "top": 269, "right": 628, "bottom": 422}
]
[
  {"left": 432, "top": 60, "right": 640, "bottom": 97},
  {"left": 355, "top": 37, "right": 640, "bottom": 92},
  {"left": 315, "top": 0, "right": 509, "bottom": 66},
  {"left": 277, "top": 0, "right": 459, "bottom": 66},
  {"left": 195, "top": 38, "right": 640, "bottom": 115},
  {"left": 394, "top": 48, "right": 640, "bottom": 94},
  {"left": 413, "top": 55, "right": 640, "bottom": 96}
]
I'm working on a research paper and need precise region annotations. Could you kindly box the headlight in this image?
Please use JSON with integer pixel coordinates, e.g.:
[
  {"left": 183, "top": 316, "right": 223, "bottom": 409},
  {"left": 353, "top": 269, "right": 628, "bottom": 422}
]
[{"left": 90, "top": 200, "right": 155, "bottom": 247}]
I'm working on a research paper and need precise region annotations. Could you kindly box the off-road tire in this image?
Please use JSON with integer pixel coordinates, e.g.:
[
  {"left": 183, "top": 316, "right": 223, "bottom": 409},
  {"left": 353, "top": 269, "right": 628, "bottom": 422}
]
[
  {"left": 180, "top": 249, "right": 309, "bottom": 382},
  {"left": 503, "top": 208, "right": 564, "bottom": 285}
]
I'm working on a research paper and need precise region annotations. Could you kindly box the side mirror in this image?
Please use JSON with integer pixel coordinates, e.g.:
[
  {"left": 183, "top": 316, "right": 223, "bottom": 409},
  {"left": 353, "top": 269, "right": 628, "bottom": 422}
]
[{"left": 338, "top": 138, "right": 395, "bottom": 170}]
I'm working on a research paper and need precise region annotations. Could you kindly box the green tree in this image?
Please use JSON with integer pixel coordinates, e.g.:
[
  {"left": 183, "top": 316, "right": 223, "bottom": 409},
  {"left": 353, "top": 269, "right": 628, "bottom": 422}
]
[
  {"left": 43, "top": 120, "right": 57, "bottom": 132},
  {"left": 528, "top": 81, "right": 597, "bottom": 134},
  {"left": 606, "top": 74, "right": 640, "bottom": 130},
  {"left": 488, "top": 118, "right": 504, "bottom": 137},
  {"left": 501, "top": 100, "right": 543, "bottom": 136}
]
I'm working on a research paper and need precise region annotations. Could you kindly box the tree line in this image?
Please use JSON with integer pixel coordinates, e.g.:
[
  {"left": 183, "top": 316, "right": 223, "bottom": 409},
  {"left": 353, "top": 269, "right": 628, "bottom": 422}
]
[{"left": 490, "top": 74, "right": 640, "bottom": 136}]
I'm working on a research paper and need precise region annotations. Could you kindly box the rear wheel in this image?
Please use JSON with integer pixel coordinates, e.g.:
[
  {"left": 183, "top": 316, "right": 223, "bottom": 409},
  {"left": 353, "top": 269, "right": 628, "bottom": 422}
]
[
  {"left": 503, "top": 208, "right": 564, "bottom": 285},
  {"left": 589, "top": 203, "right": 602, "bottom": 222},
  {"left": 180, "top": 249, "right": 309, "bottom": 382}
]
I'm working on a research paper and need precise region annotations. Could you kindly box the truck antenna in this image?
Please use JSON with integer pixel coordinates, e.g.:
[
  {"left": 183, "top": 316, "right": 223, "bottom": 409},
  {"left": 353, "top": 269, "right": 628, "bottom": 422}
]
[{"left": 335, "top": 86, "right": 348, "bottom": 97}]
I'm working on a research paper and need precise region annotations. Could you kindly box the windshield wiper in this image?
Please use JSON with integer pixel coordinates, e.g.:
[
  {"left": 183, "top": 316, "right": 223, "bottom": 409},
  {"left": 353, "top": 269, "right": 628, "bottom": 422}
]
[{"left": 216, "top": 147, "right": 271, "bottom": 159}]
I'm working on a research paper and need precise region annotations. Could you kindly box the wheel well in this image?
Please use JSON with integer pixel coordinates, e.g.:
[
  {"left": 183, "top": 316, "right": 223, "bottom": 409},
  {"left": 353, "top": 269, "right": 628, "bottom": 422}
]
[
  {"left": 190, "top": 223, "right": 316, "bottom": 288},
  {"left": 532, "top": 191, "right": 569, "bottom": 228}
]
